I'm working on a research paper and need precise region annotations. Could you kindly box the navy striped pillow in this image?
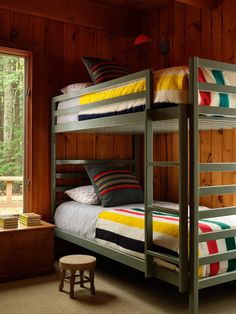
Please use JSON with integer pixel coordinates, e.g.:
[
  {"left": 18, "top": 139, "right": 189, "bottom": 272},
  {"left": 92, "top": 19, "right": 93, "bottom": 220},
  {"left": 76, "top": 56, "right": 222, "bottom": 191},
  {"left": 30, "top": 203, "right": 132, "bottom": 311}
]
[
  {"left": 85, "top": 165, "right": 143, "bottom": 207},
  {"left": 82, "top": 57, "right": 129, "bottom": 84}
]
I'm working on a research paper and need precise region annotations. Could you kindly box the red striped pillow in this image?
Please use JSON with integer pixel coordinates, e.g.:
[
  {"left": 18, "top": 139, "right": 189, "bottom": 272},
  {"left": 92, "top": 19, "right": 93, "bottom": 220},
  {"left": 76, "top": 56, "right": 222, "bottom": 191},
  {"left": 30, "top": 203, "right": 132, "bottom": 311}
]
[
  {"left": 85, "top": 165, "right": 144, "bottom": 207},
  {"left": 82, "top": 57, "right": 129, "bottom": 84}
]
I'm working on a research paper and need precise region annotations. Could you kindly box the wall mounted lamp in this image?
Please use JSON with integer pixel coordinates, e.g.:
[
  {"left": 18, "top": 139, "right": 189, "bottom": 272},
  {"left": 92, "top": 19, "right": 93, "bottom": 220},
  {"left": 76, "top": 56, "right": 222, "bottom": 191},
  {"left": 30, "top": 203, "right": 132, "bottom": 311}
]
[
  {"left": 134, "top": 34, "right": 152, "bottom": 45},
  {"left": 134, "top": 33, "right": 170, "bottom": 55}
]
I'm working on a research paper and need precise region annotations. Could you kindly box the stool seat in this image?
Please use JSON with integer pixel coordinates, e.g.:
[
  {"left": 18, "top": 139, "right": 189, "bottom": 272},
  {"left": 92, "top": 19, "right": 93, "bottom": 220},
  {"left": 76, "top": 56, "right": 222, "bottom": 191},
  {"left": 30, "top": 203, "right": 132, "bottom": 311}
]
[
  {"left": 59, "top": 254, "right": 96, "bottom": 298},
  {"left": 59, "top": 255, "right": 96, "bottom": 270}
]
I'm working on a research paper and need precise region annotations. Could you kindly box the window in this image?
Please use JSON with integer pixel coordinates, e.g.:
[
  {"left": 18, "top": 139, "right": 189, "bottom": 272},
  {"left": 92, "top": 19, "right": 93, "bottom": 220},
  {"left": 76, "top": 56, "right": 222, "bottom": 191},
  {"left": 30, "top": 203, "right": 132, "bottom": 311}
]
[{"left": 0, "top": 47, "right": 32, "bottom": 215}]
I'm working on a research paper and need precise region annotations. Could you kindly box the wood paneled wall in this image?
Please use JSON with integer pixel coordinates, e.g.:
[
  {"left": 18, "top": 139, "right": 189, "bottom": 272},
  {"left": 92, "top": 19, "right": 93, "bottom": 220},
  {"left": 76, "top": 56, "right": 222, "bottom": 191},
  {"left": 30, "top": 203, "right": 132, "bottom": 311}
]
[
  {"left": 144, "top": 0, "right": 236, "bottom": 69},
  {"left": 1, "top": 1, "right": 236, "bottom": 220},
  {"left": 142, "top": 0, "right": 236, "bottom": 208},
  {"left": 0, "top": 7, "right": 140, "bottom": 220}
]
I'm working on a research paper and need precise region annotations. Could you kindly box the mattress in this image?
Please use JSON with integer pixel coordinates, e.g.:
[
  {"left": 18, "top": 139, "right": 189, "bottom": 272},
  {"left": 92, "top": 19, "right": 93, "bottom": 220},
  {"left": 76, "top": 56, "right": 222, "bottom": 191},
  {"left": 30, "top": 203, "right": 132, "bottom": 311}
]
[
  {"left": 56, "top": 66, "right": 236, "bottom": 124},
  {"left": 54, "top": 200, "right": 236, "bottom": 278}
]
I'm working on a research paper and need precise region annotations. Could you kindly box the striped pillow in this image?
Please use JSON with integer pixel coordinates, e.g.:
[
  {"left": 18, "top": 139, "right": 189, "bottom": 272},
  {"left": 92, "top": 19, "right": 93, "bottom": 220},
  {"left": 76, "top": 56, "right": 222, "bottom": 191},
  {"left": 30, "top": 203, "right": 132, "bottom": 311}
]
[
  {"left": 85, "top": 165, "right": 144, "bottom": 207},
  {"left": 82, "top": 57, "right": 129, "bottom": 84}
]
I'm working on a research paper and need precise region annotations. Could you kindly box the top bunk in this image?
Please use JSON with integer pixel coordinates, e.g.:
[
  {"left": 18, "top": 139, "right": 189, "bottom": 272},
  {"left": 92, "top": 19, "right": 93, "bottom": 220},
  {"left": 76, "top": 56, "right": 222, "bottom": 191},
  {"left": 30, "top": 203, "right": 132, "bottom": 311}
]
[{"left": 51, "top": 57, "right": 236, "bottom": 134}]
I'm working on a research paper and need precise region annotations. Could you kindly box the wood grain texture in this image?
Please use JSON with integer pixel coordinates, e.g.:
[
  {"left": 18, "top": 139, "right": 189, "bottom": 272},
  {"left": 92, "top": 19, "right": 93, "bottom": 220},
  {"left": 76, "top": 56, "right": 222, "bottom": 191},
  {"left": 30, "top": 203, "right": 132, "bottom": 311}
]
[
  {"left": 1, "top": 0, "right": 236, "bottom": 219},
  {"left": 0, "top": 221, "right": 54, "bottom": 281},
  {"left": 0, "top": 0, "right": 140, "bottom": 36},
  {"left": 0, "top": 6, "right": 140, "bottom": 220},
  {"left": 143, "top": 0, "right": 236, "bottom": 207},
  {"left": 0, "top": 9, "right": 11, "bottom": 41}
]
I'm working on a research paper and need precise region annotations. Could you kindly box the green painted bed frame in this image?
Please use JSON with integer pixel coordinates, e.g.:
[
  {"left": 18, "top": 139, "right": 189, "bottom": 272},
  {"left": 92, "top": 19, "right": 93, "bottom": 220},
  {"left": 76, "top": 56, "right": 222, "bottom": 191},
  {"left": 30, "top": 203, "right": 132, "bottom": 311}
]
[{"left": 51, "top": 57, "right": 236, "bottom": 313}]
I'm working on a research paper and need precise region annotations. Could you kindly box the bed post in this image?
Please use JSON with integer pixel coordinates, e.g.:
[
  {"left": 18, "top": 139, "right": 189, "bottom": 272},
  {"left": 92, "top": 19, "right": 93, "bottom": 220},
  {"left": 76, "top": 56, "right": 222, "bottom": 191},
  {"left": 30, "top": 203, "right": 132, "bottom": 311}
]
[
  {"left": 178, "top": 103, "right": 189, "bottom": 293},
  {"left": 189, "top": 56, "right": 199, "bottom": 314},
  {"left": 51, "top": 99, "right": 57, "bottom": 221},
  {"left": 144, "top": 69, "right": 154, "bottom": 277}
]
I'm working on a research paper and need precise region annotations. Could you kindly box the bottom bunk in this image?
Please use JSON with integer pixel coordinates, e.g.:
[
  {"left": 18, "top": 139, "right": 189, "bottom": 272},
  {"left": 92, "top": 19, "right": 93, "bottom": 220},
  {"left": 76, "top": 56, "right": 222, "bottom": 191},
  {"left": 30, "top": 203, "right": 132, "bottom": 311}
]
[{"left": 54, "top": 200, "right": 236, "bottom": 282}]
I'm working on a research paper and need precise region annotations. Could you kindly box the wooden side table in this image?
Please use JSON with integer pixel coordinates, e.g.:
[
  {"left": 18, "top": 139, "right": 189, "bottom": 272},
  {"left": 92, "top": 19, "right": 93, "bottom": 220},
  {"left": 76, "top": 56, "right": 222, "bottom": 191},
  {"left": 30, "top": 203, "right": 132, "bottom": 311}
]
[
  {"left": 59, "top": 254, "right": 96, "bottom": 298},
  {"left": 0, "top": 221, "right": 55, "bottom": 281}
]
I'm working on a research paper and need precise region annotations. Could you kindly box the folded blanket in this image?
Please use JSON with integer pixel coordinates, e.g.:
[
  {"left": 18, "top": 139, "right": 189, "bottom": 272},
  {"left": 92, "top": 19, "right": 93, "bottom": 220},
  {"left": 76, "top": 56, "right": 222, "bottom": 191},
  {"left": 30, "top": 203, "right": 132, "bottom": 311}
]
[{"left": 96, "top": 207, "right": 236, "bottom": 279}]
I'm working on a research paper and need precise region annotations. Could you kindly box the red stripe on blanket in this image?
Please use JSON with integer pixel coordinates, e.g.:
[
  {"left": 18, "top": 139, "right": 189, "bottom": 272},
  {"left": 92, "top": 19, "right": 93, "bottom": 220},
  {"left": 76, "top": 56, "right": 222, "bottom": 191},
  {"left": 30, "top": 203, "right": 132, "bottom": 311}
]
[
  {"left": 114, "top": 208, "right": 220, "bottom": 275},
  {"left": 115, "top": 208, "right": 144, "bottom": 216},
  {"left": 198, "top": 222, "right": 219, "bottom": 276},
  {"left": 114, "top": 209, "right": 180, "bottom": 221},
  {"left": 198, "top": 68, "right": 211, "bottom": 106},
  {"left": 100, "top": 185, "right": 142, "bottom": 196}
]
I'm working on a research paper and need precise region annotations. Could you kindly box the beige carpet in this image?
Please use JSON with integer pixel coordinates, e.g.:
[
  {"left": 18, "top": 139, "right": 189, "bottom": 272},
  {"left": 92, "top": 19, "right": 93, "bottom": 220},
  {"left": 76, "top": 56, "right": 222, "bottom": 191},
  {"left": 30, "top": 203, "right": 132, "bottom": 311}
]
[{"left": 1, "top": 255, "right": 236, "bottom": 314}]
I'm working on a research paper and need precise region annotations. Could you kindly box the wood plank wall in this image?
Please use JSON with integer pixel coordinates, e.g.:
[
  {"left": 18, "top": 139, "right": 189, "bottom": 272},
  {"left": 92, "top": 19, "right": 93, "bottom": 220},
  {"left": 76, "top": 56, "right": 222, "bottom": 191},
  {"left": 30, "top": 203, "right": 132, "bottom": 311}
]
[
  {"left": 0, "top": 7, "right": 139, "bottom": 220},
  {"left": 1, "top": 1, "right": 236, "bottom": 220},
  {"left": 143, "top": 0, "right": 236, "bottom": 208}
]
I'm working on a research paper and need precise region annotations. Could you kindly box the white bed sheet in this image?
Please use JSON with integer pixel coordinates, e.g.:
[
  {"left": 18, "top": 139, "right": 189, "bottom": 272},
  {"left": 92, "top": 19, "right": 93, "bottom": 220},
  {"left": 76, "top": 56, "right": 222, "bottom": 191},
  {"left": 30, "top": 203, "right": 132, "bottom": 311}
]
[
  {"left": 57, "top": 98, "right": 80, "bottom": 124},
  {"left": 56, "top": 97, "right": 145, "bottom": 124}
]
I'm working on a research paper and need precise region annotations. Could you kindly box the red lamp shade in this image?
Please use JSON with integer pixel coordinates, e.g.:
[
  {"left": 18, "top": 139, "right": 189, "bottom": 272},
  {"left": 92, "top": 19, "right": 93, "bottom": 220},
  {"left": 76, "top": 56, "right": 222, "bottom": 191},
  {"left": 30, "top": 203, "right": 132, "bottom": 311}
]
[{"left": 134, "top": 34, "right": 152, "bottom": 45}]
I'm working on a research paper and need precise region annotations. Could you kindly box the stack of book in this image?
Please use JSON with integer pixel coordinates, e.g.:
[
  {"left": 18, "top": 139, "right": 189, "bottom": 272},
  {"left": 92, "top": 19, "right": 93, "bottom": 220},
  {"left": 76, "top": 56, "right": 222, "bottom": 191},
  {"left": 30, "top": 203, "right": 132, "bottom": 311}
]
[
  {"left": 19, "top": 213, "right": 41, "bottom": 226},
  {"left": 0, "top": 215, "right": 18, "bottom": 229}
]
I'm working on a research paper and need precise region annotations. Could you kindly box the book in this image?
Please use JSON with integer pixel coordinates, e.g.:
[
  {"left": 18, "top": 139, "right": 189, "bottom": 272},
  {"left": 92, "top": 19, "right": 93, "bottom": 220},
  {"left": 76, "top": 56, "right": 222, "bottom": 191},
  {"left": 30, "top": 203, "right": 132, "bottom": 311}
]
[
  {"left": 19, "top": 213, "right": 41, "bottom": 226},
  {"left": 0, "top": 214, "right": 18, "bottom": 221},
  {"left": 19, "top": 213, "right": 41, "bottom": 219},
  {"left": 0, "top": 215, "right": 18, "bottom": 228}
]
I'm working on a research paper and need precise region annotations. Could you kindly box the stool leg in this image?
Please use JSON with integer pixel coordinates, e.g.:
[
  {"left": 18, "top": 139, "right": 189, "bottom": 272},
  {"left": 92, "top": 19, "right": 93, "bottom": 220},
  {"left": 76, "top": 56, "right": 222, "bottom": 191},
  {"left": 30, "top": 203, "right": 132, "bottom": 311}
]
[
  {"left": 89, "top": 270, "right": 95, "bottom": 295},
  {"left": 70, "top": 270, "right": 76, "bottom": 298},
  {"left": 80, "top": 270, "right": 84, "bottom": 288},
  {"left": 59, "top": 268, "right": 66, "bottom": 292}
]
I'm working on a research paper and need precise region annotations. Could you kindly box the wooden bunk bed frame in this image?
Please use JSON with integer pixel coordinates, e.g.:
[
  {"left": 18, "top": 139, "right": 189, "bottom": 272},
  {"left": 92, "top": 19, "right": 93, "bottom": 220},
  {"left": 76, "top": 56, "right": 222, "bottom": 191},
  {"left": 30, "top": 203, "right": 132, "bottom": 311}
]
[{"left": 51, "top": 56, "right": 236, "bottom": 313}]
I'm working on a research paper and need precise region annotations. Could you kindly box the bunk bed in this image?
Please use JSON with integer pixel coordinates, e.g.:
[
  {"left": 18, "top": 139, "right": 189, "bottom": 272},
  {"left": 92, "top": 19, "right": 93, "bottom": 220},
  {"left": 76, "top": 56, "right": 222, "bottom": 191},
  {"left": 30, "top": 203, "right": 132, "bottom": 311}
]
[{"left": 51, "top": 57, "right": 236, "bottom": 313}]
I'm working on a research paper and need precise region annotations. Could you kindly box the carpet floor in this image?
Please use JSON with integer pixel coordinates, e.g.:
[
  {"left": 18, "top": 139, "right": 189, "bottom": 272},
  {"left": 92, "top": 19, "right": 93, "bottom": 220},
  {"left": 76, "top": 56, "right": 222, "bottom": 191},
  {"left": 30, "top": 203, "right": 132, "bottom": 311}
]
[{"left": 1, "top": 250, "right": 236, "bottom": 314}]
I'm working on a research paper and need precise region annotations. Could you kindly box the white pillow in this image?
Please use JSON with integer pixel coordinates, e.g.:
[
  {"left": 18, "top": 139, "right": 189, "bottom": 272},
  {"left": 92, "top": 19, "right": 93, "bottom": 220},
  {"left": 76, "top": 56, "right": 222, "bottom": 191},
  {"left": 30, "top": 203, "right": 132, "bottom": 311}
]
[
  {"left": 60, "top": 82, "right": 93, "bottom": 94},
  {"left": 65, "top": 185, "right": 100, "bottom": 205}
]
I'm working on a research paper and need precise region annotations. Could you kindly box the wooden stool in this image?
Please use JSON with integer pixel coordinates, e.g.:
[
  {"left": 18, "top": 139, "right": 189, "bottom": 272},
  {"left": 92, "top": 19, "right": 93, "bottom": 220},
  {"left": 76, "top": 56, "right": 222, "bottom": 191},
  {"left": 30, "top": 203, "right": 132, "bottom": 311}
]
[{"left": 59, "top": 254, "right": 96, "bottom": 298}]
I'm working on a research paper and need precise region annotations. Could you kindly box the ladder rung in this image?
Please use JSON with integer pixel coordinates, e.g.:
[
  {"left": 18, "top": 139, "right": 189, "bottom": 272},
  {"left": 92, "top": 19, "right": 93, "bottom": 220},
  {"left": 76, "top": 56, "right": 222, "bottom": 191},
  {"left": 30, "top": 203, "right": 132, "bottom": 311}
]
[
  {"left": 199, "top": 249, "right": 236, "bottom": 265},
  {"left": 199, "top": 206, "right": 236, "bottom": 219},
  {"left": 199, "top": 82, "right": 236, "bottom": 95},
  {"left": 147, "top": 250, "right": 179, "bottom": 265},
  {"left": 199, "top": 184, "right": 236, "bottom": 196},
  {"left": 199, "top": 162, "right": 236, "bottom": 172},
  {"left": 199, "top": 228, "right": 236, "bottom": 242},
  {"left": 146, "top": 161, "right": 180, "bottom": 167},
  {"left": 147, "top": 206, "right": 179, "bottom": 216}
]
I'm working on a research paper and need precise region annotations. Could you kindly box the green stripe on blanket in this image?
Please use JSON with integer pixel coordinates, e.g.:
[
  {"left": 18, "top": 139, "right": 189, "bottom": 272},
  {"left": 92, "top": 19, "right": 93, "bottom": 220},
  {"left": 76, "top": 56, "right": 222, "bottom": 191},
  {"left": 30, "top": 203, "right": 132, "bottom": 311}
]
[
  {"left": 212, "top": 70, "right": 229, "bottom": 108},
  {"left": 202, "top": 218, "right": 236, "bottom": 272}
]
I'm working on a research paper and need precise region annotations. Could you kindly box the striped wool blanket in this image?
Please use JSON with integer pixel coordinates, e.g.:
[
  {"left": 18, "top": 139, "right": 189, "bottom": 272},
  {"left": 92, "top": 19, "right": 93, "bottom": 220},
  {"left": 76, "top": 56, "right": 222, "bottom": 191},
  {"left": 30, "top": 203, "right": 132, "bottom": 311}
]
[
  {"left": 79, "top": 66, "right": 236, "bottom": 110},
  {"left": 95, "top": 207, "right": 236, "bottom": 278}
]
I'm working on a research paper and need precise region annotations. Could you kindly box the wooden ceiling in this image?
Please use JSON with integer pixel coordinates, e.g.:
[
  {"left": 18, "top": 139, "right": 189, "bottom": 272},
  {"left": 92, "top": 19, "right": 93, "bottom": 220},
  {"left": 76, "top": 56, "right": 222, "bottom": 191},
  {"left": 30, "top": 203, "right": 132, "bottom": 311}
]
[
  {"left": 90, "top": 0, "right": 172, "bottom": 11},
  {"left": 0, "top": 0, "right": 221, "bottom": 38},
  {"left": 90, "top": 0, "right": 220, "bottom": 11}
]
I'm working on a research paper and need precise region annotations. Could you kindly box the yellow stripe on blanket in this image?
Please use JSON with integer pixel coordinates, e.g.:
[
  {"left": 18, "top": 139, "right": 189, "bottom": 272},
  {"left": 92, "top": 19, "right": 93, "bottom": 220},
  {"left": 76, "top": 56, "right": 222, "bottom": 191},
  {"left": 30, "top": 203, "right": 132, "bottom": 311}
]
[
  {"left": 154, "top": 73, "right": 188, "bottom": 91},
  {"left": 98, "top": 209, "right": 204, "bottom": 277},
  {"left": 80, "top": 66, "right": 189, "bottom": 106},
  {"left": 98, "top": 211, "right": 179, "bottom": 238},
  {"left": 80, "top": 80, "right": 146, "bottom": 105}
]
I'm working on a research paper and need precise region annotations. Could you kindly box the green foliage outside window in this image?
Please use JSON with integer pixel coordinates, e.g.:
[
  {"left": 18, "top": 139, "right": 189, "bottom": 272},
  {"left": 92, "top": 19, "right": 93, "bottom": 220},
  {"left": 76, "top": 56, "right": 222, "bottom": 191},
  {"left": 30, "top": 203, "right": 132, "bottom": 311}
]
[{"left": 0, "top": 54, "right": 24, "bottom": 195}]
